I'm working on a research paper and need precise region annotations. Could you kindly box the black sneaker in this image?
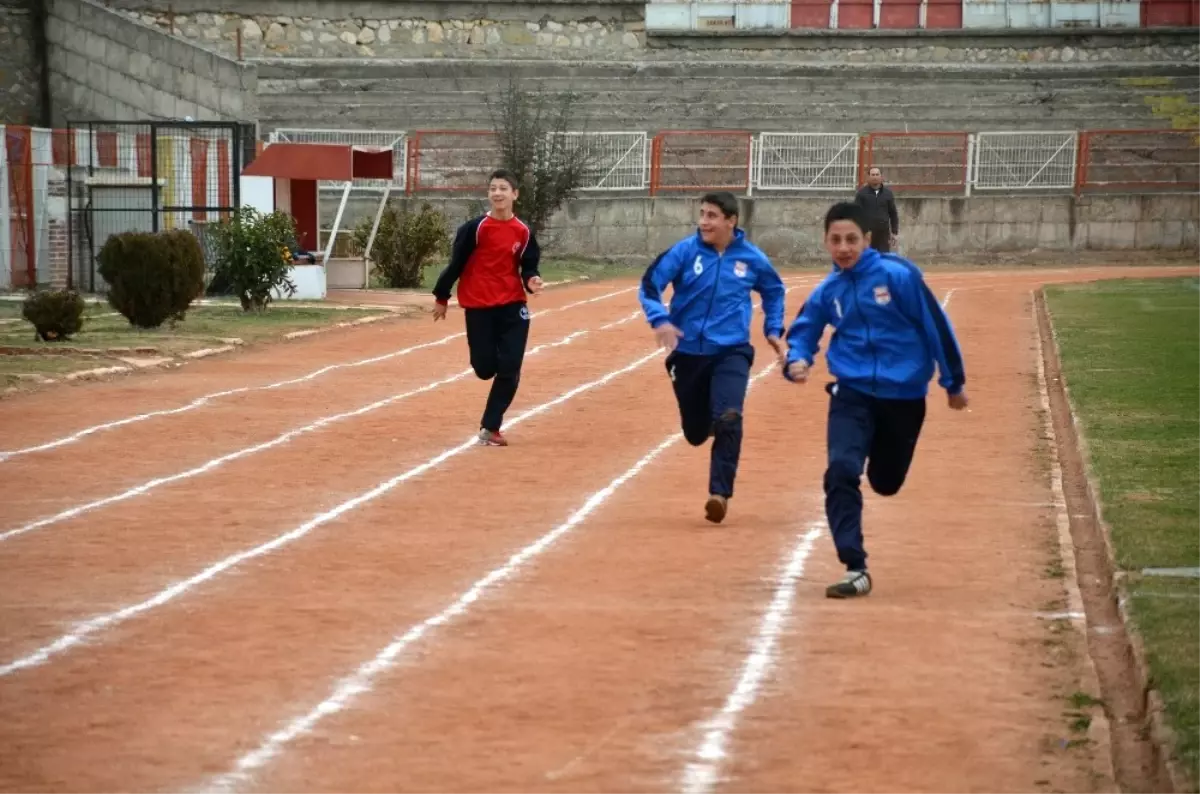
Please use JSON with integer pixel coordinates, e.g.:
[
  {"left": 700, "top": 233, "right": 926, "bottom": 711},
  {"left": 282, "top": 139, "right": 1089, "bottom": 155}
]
[
  {"left": 704, "top": 494, "right": 728, "bottom": 524},
  {"left": 826, "top": 569, "right": 872, "bottom": 599}
]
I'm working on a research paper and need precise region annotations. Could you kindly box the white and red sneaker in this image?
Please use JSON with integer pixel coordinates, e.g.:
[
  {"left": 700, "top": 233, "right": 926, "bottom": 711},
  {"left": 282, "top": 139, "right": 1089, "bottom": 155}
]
[{"left": 478, "top": 428, "right": 508, "bottom": 447}]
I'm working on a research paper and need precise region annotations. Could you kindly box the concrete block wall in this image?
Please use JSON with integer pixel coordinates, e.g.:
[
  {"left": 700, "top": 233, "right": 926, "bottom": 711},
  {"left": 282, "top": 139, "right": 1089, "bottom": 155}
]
[
  {"left": 0, "top": 0, "right": 43, "bottom": 124},
  {"left": 319, "top": 193, "right": 1199, "bottom": 264},
  {"left": 44, "top": 0, "right": 258, "bottom": 124},
  {"left": 314, "top": 193, "right": 1195, "bottom": 263}
]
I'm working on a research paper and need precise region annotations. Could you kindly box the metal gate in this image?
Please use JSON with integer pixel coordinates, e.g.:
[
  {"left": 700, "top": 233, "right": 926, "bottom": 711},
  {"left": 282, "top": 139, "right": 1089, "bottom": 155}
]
[
  {"left": 972, "top": 131, "right": 1078, "bottom": 190},
  {"left": 66, "top": 120, "right": 255, "bottom": 292},
  {"left": 754, "top": 132, "right": 859, "bottom": 191}
]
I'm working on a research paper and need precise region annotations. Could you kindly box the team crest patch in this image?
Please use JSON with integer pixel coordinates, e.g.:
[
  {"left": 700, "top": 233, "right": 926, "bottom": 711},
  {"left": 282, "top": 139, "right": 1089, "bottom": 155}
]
[
  {"left": 873, "top": 285, "right": 891, "bottom": 305},
  {"left": 733, "top": 260, "right": 748, "bottom": 278}
]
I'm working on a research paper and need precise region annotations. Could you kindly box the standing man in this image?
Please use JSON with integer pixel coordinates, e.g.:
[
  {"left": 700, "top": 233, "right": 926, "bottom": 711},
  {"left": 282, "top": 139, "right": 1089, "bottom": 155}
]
[
  {"left": 432, "top": 168, "right": 544, "bottom": 447},
  {"left": 639, "top": 191, "right": 787, "bottom": 524},
  {"left": 854, "top": 166, "right": 899, "bottom": 254},
  {"left": 783, "top": 202, "right": 967, "bottom": 599}
]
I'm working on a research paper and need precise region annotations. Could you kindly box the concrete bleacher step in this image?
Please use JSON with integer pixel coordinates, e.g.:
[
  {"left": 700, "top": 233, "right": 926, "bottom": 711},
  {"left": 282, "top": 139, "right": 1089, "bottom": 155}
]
[
  {"left": 253, "top": 57, "right": 1198, "bottom": 81},
  {"left": 257, "top": 82, "right": 1200, "bottom": 108},
  {"left": 255, "top": 57, "right": 1196, "bottom": 135}
]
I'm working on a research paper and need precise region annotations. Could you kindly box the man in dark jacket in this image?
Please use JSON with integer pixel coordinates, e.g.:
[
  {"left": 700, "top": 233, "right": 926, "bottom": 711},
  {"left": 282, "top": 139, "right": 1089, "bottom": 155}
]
[{"left": 854, "top": 166, "right": 899, "bottom": 253}]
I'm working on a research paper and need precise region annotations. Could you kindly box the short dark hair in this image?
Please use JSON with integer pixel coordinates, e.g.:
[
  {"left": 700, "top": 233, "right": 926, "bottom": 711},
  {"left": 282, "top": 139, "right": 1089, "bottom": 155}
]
[
  {"left": 824, "top": 201, "right": 870, "bottom": 234},
  {"left": 489, "top": 169, "right": 519, "bottom": 190},
  {"left": 700, "top": 191, "right": 739, "bottom": 220}
]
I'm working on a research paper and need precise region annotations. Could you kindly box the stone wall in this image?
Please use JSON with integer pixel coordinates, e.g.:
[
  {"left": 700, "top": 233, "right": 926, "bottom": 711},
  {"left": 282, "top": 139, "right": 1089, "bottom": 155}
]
[
  {"left": 115, "top": 8, "right": 645, "bottom": 59},
  {"left": 322, "top": 193, "right": 1200, "bottom": 264},
  {"left": 0, "top": 0, "right": 43, "bottom": 125},
  {"left": 44, "top": 0, "right": 258, "bottom": 124},
  {"left": 109, "top": 1, "right": 1197, "bottom": 62}
]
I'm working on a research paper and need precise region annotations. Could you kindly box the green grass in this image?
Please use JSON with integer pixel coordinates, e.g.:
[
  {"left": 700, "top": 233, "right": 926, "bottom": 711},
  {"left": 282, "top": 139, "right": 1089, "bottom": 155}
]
[
  {"left": 1130, "top": 572, "right": 1200, "bottom": 782},
  {"left": 537, "top": 258, "right": 640, "bottom": 284},
  {"left": 1046, "top": 276, "right": 1200, "bottom": 787},
  {"left": 1, "top": 303, "right": 405, "bottom": 394},
  {"left": 1046, "top": 277, "right": 1200, "bottom": 570}
]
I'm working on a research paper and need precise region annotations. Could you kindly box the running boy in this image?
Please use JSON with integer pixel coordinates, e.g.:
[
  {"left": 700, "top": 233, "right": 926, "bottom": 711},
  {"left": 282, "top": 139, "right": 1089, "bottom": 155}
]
[
  {"left": 639, "top": 191, "right": 787, "bottom": 524},
  {"left": 432, "top": 169, "right": 544, "bottom": 446},
  {"left": 783, "top": 202, "right": 967, "bottom": 598}
]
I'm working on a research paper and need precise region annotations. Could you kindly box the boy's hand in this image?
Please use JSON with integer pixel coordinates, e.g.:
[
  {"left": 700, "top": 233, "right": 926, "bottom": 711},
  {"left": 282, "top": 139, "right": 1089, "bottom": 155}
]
[
  {"left": 527, "top": 276, "right": 544, "bottom": 295},
  {"left": 432, "top": 302, "right": 448, "bottom": 321},
  {"left": 948, "top": 389, "right": 969, "bottom": 410},
  {"left": 786, "top": 360, "right": 810, "bottom": 383},
  {"left": 653, "top": 322, "right": 684, "bottom": 352},
  {"left": 766, "top": 335, "right": 786, "bottom": 366}
]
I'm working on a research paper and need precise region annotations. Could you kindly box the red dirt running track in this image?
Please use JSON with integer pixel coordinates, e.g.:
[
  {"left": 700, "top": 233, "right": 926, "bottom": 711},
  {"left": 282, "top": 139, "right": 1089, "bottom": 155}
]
[{"left": 0, "top": 266, "right": 1194, "bottom": 792}]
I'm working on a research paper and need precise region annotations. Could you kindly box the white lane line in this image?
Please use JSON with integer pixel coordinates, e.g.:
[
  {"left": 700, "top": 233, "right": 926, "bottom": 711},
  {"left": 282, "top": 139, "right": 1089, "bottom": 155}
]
[
  {"left": 600, "top": 311, "right": 641, "bottom": 331},
  {"left": 200, "top": 358, "right": 785, "bottom": 793},
  {"left": 0, "top": 326, "right": 597, "bottom": 545},
  {"left": 681, "top": 521, "right": 825, "bottom": 794},
  {"left": 0, "top": 345, "right": 664, "bottom": 679},
  {"left": 0, "top": 287, "right": 635, "bottom": 464}
]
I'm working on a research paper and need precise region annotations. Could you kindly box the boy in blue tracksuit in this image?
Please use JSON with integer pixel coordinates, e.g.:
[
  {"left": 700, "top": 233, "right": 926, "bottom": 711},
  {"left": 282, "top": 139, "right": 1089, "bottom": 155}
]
[
  {"left": 639, "top": 191, "right": 787, "bottom": 524},
  {"left": 784, "top": 202, "right": 968, "bottom": 599}
]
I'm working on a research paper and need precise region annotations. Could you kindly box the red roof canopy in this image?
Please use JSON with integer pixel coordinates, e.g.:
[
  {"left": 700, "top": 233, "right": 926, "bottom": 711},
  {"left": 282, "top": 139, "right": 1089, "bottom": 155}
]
[{"left": 242, "top": 142, "right": 394, "bottom": 182}]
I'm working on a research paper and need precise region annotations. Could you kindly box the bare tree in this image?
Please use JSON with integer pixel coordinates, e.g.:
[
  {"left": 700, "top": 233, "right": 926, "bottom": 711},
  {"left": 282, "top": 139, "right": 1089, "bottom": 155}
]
[{"left": 484, "top": 76, "right": 597, "bottom": 236}]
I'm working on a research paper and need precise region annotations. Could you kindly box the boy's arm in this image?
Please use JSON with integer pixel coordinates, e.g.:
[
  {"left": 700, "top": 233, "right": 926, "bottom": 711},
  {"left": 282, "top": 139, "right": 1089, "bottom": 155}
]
[
  {"left": 898, "top": 270, "right": 965, "bottom": 395},
  {"left": 431, "top": 219, "right": 478, "bottom": 305},
  {"left": 752, "top": 256, "right": 787, "bottom": 341},
  {"left": 638, "top": 245, "right": 684, "bottom": 328},
  {"left": 519, "top": 227, "right": 541, "bottom": 292},
  {"left": 782, "top": 284, "right": 829, "bottom": 380}
]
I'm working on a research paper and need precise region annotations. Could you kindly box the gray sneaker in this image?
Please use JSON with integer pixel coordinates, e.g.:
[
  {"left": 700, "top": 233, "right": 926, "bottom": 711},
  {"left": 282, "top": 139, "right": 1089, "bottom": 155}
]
[{"left": 826, "top": 570, "right": 872, "bottom": 599}]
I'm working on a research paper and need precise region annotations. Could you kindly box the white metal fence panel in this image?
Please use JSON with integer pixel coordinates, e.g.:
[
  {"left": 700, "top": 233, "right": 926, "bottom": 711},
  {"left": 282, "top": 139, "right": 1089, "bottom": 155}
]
[
  {"left": 754, "top": 132, "right": 859, "bottom": 191},
  {"left": 972, "top": 131, "right": 1078, "bottom": 190},
  {"left": 270, "top": 128, "right": 408, "bottom": 192},
  {"left": 551, "top": 132, "right": 649, "bottom": 191}
]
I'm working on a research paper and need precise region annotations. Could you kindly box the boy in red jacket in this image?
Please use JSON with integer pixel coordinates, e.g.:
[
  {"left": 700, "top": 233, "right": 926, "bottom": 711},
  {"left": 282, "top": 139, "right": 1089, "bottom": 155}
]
[{"left": 432, "top": 169, "right": 544, "bottom": 446}]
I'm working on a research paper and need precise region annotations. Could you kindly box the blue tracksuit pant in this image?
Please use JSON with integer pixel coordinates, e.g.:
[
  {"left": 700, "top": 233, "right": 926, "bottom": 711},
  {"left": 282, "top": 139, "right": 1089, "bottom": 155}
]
[
  {"left": 824, "top": 382, "right": 927, "bottom": 571},
  {"left": 665, "top": 343, "right": 754, "bottom": 498}
]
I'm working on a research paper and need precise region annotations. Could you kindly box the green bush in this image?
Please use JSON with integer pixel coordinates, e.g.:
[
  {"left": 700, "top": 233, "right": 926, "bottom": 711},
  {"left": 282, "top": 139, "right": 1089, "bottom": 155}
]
[
  {"left": 96, "top": 230, "right": 206, "bottom": 329},
  {"left": 350, "top": 201, "right": 449, "bottom": 289},
  {"left": 208, "top": 208, "right": 298, "bottom": 311},
  {"left": 21, "top": 289, "right": 86, "bottom": 341}
]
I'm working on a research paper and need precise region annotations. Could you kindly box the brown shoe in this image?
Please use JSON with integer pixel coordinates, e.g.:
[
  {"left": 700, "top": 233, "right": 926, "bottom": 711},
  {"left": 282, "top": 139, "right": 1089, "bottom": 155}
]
[{"left": 704, "top": 494, "right": 728, "bottom": 524}]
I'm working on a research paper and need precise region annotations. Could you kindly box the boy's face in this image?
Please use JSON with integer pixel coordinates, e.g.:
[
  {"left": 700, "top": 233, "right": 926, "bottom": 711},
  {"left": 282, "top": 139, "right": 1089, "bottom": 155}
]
[
  {"left": 488, "top": 178, "right": 517, "bottom": 213},
  {"left": 825, "top": 219, "right": 869, "bottom": 270},
  {"left": 698, "top": 202, "right": 736, "bottom": 247}
]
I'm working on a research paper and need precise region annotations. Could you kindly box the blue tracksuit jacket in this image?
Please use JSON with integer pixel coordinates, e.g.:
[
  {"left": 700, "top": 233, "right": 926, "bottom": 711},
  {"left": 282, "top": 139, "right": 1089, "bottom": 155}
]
[
  {"left": 638, "top": 229, "right": 787, "bottom": 356},
  {"left": 784, "top": 248, "right": 966, "bottom": 399}
]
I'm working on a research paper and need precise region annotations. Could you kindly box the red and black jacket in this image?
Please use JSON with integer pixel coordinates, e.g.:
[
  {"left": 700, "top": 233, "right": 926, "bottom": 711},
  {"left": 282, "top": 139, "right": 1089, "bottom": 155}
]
[{"left": 432, "top": 213, "right": 541, "bottom": 309}]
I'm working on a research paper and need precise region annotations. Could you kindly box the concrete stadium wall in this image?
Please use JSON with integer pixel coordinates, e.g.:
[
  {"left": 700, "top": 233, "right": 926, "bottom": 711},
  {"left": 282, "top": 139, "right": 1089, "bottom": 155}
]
[
  {"left": 0, "top": 0, "right": 43, "bottom": 124},
  {"left": 43, "top": 0, "right": 258, "bottom": 124},
  {"left": 103, "top": 0, "right": 1197, "bottom": 62},
  {"left": 322, "top": 193, "right": 1199, "bottom": 264}
]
